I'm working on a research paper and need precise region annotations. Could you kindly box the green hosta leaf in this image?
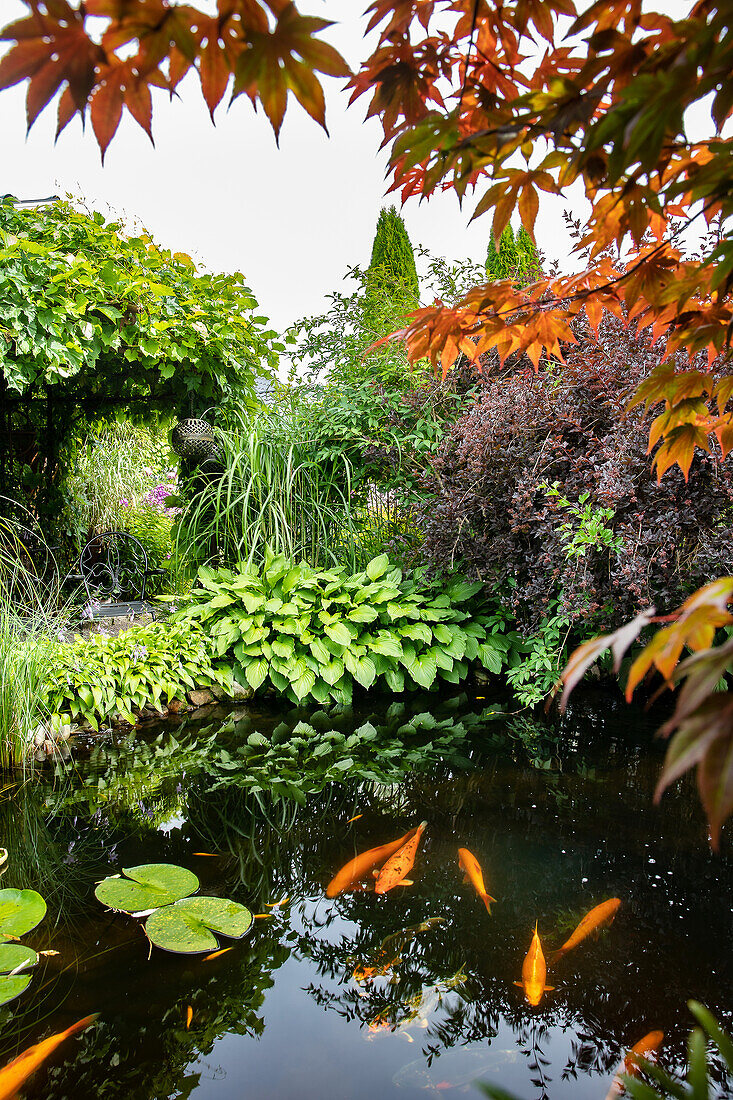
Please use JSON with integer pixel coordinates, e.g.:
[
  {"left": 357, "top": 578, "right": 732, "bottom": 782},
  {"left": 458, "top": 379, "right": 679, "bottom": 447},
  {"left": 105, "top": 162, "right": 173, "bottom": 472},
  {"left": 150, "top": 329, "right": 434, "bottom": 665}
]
[
  {"left": 145, "top": 896, "right": 253, "bottom": 954},
  {"left": 321, "top": 658, "right": 345, "bottom": 686},
  {"left": 240, "top": 591, "right": 265, "bottom": 613},
  {"left": 291, "top": 667, "right": 316, "bottom": 701},
  {"left": 387, "top": 602, "right": 420, "bottom": 621},
  {"left": 310, "top": 678, "right": 332, "bottom": 704},
  {"left": 478, "top": 642, "right": 504, "bottom": 675},
  {"left": 0, "top": 889, "right": 46, "bottom": 939},
  {"left": 324, "top": 622, "right": 352, "bottom": 647},
  {"left": 0, "top": 974, "right": 32, "bottom": 1006},
  {"left": 400, "top": 622, "right": 432, "bottom": 644},
  {"left": 370, "top": 634, "right": 403, "bottom": 659},
  {"left": 0, "top": 944, "right": 38, "bottom": 974},
  {"left": 344, "top": 653, "right": 376, "bottom": 690},
  {"left": 95, "top": 864, "right": 199, "bottom": 914},
  {"left": 309, "top": 637, "right": 331, "bottom": 665},
  {"left": 281, "top": 566, "right": 304, "bottom": 594},
  {"left": 366, "top": 554, "right": 390, "bottom": 580},
  {"left": 348, "top": 605, "right": 379, "bottom": 623},
  {"left": 270, "top": 668, "right": 289, "bottom": 693},
  {"left": 409, "top": 653, "right": 438, "bottom": 689},
  {"left": 445, "top": 579, "right": 482, "bottom": 602},
  {"left": 272, "top": 637, "right": 294, "bottom": 658},
  {"left": 384, "top": 667, "right": 405, "bottom": 692},
  {"left": 245, "top": 658, "right": 269, "bottom": 691},
  {"left": 433, "top": 624, "right": 452, "bottom": 644},
  {"left": 464, "top": 635, "right": 479, "bottom": 660}
]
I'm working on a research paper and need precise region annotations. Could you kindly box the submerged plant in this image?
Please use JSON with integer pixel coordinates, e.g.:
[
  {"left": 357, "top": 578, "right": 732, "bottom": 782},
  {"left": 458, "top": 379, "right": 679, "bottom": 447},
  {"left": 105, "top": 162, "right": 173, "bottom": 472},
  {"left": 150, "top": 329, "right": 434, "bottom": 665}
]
[{"left": 95, "top": 863, "right": 252, "bottom": 954}]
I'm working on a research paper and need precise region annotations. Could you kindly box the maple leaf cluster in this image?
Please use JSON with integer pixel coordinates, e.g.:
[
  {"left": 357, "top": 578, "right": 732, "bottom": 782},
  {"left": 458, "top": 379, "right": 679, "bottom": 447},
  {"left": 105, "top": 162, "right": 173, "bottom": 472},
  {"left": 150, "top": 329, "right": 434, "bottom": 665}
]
[
  {"left": 352, "top": 0, "right": 733, "bottom": 481},
  {"left": 0, "top": 0, "right": 350, "bottom": 157}
]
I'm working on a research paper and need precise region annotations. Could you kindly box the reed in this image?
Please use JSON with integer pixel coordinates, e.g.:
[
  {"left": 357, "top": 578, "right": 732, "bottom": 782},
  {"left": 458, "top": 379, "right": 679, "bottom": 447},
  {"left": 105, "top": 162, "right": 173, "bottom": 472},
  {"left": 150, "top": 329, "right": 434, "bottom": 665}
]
[
  {"left": 0, "top": 512, "right": 67, "bottom": 770},
  {"left": 172, "top": 409, "right": 362, "bottom": 575}
]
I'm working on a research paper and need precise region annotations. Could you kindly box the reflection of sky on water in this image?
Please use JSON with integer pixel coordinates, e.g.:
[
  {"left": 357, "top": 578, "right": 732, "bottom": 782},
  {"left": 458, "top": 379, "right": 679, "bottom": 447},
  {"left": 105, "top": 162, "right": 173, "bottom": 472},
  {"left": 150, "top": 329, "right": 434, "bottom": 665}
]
[{"left": 1, "top": 688, "right": 731, "bottom": 1099}]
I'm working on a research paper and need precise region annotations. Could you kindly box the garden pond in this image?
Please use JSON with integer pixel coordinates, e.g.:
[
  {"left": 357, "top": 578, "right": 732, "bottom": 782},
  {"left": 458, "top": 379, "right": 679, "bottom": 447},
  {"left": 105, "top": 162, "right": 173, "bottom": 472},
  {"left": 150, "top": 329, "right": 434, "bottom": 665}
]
[{"left": 0, "top": 688, "right": 731, "bottom": 1100}]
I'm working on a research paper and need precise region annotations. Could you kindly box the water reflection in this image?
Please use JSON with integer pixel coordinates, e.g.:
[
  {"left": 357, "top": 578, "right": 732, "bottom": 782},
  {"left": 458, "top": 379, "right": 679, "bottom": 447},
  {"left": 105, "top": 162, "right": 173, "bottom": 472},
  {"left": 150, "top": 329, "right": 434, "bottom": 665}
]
[{"left": 0, "top": 690, "right": 730, "bottom": 1099}]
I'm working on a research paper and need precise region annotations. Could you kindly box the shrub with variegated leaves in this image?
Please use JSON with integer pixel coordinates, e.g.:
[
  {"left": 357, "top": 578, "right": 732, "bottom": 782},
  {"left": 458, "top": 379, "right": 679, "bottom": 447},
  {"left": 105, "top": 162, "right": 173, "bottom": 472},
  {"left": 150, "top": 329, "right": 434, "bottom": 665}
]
[{"left": 173, "top": 549, "right": 517, "bottom": 705}]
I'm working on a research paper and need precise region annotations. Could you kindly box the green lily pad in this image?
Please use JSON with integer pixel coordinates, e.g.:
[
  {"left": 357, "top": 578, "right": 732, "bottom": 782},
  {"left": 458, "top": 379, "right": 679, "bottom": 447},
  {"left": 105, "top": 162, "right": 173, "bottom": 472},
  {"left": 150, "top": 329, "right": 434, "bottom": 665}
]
[
  {"left": 0, "top": 974, "right": 31, "bottom": 1007},
  {"left": 0, "top": 889, "right": 46, "bottom": 939},
  {"left": 95, "top": 864, "right": 199, "bottom": 914},
  {"left": 145, "top": 896, "right": 253, "bottom": 954},
  {"left": 0, "top": 943, "right": 38, "bottom": 974}
]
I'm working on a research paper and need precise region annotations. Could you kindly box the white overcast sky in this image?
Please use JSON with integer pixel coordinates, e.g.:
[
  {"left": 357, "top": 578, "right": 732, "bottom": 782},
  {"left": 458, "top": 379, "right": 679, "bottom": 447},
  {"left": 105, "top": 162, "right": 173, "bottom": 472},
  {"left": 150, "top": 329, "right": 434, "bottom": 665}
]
[{"left": 0, "top": 0, "right": 698, "bottom": 333}]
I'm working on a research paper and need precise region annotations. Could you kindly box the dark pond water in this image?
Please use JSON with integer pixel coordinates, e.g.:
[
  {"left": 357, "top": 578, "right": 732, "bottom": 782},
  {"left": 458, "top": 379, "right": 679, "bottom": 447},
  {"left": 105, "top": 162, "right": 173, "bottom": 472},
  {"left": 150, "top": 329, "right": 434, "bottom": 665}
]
[{"left": 1, "top": 689, "right": 731, "bottom": 1100}]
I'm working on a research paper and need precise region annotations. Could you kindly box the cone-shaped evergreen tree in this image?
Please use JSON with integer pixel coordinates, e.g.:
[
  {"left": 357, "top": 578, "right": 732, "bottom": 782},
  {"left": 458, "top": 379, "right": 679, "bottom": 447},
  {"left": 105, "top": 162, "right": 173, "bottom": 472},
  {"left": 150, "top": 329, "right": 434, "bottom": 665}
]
[
  {"left": 486, "top": 223, "right": 540, "bottom": 283},
  {"left": 368, "top": 206, "right": 419, "bottom": 304}
]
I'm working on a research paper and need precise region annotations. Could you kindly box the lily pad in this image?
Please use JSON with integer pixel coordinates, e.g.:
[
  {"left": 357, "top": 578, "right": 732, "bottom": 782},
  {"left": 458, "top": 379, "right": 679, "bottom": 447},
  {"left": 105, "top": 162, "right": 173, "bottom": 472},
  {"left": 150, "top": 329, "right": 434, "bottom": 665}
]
[
  {"left": 0, "top": 889, "right": 46, "bottom": 939},
  {"left": 0, "top": 974, "right": 31, "bottom": 1007},
  {"left": 95, "top": 864, "right": 199, "bottom": 914},
  {"left": 0, "top": 943, "right": 38, "bottom": 974},
  {"left": 145, "top": 896, "right": 253, "bottom": 954}
]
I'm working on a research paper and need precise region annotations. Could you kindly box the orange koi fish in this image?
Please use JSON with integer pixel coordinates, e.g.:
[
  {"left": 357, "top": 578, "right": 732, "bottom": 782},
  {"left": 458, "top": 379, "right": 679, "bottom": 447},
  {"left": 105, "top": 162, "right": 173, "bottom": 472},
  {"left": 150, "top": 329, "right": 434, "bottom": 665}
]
[
  {"left": 326, "top": 828, "right": 416, "bottom": 898},
  {"left": 185, "top": 1006, "right": 193, "bottom": 1029},
  {"left": 514, "top": 923, "right": 554, "bottom": 1007},
  {"left": 605, "top": 1030, "right": 664, "bottom": 1099},
  {"left": 457, "top": 848, "right": 496, "bottom": 914},
  {"left": 550, "top": 898, "right": 621, "bottom": 965},
  {"left": 203, "top": 947, "right": 233, "bottom": 962},
  {"left": 375, "top": 822, "right": 428, "bottom": 895},
  {"left": 346, "top": 814, "right": 363, "bottom": 824},
  {"left": 0, "top": 1014, "right": 97, "bottom": 1100}
]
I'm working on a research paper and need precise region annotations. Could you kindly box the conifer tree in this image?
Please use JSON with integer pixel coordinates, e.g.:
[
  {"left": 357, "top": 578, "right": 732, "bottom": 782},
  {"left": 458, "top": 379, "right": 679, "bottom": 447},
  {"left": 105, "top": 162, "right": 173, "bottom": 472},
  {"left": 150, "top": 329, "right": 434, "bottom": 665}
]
[
  {"left": 486, "top": 223, "right": 539, "bottom": 283},
  {"left": 368, "top": 206, "right": 419, "bottom": 304}
]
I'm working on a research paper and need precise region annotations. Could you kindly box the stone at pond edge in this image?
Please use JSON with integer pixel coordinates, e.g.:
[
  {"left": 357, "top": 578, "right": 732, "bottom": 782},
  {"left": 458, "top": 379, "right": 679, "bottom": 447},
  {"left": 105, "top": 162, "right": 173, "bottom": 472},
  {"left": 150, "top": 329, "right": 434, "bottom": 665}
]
[
  {"left": 95, "top": 864, "right": 199, "bottom": 914},
  {"left": 186, "top": 688, "right": 215, "bottom": 707},
  {"left": 211, "top": 681, "right": 253, "bottom": 702},
  {"left": 145, "top": 896, "right": 253, "bottom": 954},
  {"left": 0, "top": 889, "right": 47, "bottom": 939}
]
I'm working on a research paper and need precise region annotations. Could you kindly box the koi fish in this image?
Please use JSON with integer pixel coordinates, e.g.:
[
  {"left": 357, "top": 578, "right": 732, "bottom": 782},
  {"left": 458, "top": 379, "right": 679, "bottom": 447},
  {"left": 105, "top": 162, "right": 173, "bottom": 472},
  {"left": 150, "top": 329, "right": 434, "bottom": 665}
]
[
  {"left": 265, "top": 896, "right": 289, "bottom": 908},
  {"left": 514, "top": 923, "right": 554, "bottom": 1007},
  {"left": 326, "top": 828, "right": 416, "bottom": 898},
  {"left": 185, "top": 1006, "right": 193, "bottom": 1029},
  {"left": 203, "top": 947, "right": 232, "bottom": 962},
  {"left": 375, "top": 822, "right": 428, "bottom": 895},
  {"left": 0, "top": 1013, "right": 97, "bottom": 1100},
  {"left": 347, "top": 814, "right": 363, "bottom": 824},
  {"left": 352, "top": 954, "right": 400, "bottom": 985},
  {"left": 457, "top": 848, "right": 496, "bottom": 914},
  {"left": 550, "top": 898, "right": 621, "bottom": 965},
  {"left": 605, "top": 1031, "right": 664, "bottom": 1099}
]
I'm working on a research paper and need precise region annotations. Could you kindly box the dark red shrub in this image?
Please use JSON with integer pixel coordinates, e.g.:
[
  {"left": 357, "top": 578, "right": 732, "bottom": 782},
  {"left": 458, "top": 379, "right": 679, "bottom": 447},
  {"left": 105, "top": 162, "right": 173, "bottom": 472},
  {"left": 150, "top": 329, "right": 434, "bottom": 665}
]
[{"left": 418, "top": 314, "right": 733, "bottom": 633}]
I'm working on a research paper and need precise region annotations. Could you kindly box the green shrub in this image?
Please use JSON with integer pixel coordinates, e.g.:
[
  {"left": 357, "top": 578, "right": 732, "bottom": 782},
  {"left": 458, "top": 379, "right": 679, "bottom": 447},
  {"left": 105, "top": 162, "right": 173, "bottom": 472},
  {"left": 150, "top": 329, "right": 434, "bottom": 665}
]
[
  {"left": 45, "top": 620, "right": 229, "bottom": 729},
  {"left": 173, "top": 549, "right": 520, "bottom": 706},
  {"left": 122, "top": 503, "right": 174, "bottom": 594}
]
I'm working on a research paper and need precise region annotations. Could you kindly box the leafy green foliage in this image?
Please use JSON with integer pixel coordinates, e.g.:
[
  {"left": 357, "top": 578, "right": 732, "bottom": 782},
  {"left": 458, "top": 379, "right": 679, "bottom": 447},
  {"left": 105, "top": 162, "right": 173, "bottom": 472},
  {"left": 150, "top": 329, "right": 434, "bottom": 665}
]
[
  {"left": 123, "top": 504, "right": 174, "bottom": 594},
  {"left": 0, "top": 198, "right": 278, "bottom": 402},
  {"left": 175, "top": 550, "right": 513, "bottom": 706},
  {"left": 44, "top": 620, "right": 229, "bottom": 729},
  {"left": 368, "top": 205, "right": 419, "bottom": 305}
]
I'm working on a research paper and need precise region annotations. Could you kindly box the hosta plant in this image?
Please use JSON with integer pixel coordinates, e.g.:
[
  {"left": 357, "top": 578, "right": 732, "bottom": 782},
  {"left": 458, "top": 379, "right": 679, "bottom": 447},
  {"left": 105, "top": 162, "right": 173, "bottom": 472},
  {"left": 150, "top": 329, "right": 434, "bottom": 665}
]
[
  {"left": 173, "top": 550, "right": 516, "bottom": 706},
  {"left": 44, "top": 621, "right": 230, "bottom": 730}
]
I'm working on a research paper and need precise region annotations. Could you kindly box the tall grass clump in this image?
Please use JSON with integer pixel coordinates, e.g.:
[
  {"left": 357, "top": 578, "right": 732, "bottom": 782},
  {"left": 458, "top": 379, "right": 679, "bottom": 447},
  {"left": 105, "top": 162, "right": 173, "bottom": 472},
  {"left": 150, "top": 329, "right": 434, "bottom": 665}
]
[
  {"left": 0, "top": 510, "right": 67, "bottom": 769},
  {"left": 172, "top": 409, "right": 362, "bottom": 575}
]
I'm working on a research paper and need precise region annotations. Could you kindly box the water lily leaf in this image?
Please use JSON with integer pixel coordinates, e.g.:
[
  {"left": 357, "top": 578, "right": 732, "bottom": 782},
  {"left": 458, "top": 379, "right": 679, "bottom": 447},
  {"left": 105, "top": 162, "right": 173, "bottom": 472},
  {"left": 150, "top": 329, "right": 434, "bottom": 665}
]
[
  {"left": 95, "top": 864, "right": 199, "bottom": 914},
  {"left": 0, "top": 889, "right": 47, "bottom": 939},
  {"left": 145, "top": 896, "right": 253, "bottom": 954},
  {"left": 0, "top": 974, "right": 32, "bottom": 1006},
  {"left": 0, "top": 944, "right": 38, "bottom": 974}
]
